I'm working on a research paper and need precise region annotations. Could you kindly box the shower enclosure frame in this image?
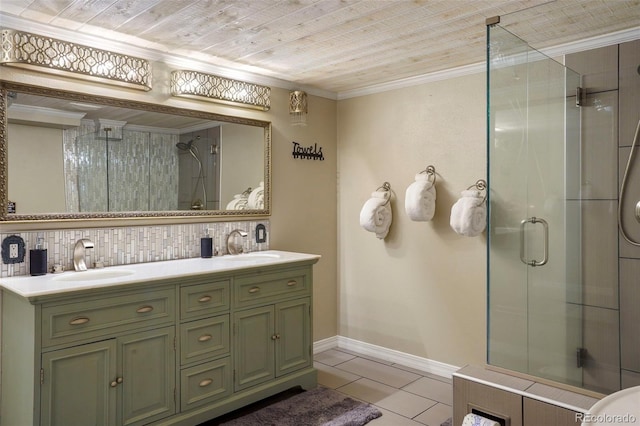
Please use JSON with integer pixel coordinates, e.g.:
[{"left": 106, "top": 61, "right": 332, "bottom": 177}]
[{"left": 486, "top": 18, "right": 586, "bottom": 392}]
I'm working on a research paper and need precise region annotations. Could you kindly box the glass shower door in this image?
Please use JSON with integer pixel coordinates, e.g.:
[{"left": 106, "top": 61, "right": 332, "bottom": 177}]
[{"left": 487, "top": 24, "right": 583, "bottom": 387}]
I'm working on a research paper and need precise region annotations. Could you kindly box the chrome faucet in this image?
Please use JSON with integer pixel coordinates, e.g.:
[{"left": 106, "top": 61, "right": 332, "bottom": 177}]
[
  {"left": 226, "top": 230, "right": 248, "bottom": 255},
  {"left": 73, "top": 238, "right": 94, "bottom": 271}
]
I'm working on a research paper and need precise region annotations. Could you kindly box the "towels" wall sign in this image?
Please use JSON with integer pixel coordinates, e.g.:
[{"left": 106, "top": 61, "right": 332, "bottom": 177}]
[{"left": 292, "top": 141, "right": 324, "bottom": 161}]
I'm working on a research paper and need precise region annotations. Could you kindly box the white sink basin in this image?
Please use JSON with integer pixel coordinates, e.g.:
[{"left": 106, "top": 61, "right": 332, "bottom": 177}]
[
  {"left": 53, "top": 269, "right": 135, "bottom": 282},
  {"left": 223, "top": 253, "right": 282, "bottom": 261},
  {"left": 582, "top": 385, "right": 640, "bottom": 425}
]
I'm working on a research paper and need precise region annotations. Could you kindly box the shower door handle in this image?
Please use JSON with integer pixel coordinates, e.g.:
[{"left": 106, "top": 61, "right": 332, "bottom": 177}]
[{"left": 520, "top": 217, "right": 549, "bottom": 267}]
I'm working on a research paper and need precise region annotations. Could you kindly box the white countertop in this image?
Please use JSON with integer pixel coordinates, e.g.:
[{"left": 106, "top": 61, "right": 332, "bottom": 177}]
[{"left": 0, "top": 250, "right": 321, "bottom": 299}]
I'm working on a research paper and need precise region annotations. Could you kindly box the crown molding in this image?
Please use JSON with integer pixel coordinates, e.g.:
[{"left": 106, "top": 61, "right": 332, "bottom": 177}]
[
  {"left": 337, "top": 25, "right": 640, "bottom": 100},
  {"left": 337, "top": 62, "right": 485, "bottom": 100},
  {"left": 1, "top": 13, "right": 637, "bottom": 102},
  {"left": 541, "top": 26, "right": 640, "bottom": 59}
]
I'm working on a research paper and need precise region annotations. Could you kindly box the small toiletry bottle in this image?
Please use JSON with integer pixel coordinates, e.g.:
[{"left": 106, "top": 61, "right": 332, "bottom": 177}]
[
  {"left": 29, "top": 237, "right": 48, "bottom": 276},
  {"left": 201, "top": 228, "right": 213, "bottom": 258}
]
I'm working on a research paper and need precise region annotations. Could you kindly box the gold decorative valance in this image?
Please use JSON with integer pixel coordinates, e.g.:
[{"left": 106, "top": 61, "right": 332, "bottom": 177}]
[
  {"left": 170, "top": 70, "right": 271, "bottom": 111},
  {"left": 0, "top": 29, "right": 152, "bottom": 91}
]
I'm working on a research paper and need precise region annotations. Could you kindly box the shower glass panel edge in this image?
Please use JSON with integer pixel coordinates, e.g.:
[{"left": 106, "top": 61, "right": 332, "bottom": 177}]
[{"left": 486, "top": 23, "right": 583, "bottom": 389}]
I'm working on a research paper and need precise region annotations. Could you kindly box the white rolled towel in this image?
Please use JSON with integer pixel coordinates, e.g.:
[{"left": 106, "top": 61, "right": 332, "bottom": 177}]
[
  {"left": 226, "top": 194, "right": 248, "bottom": 210},
  {"left": 450, "top": 189, "right": 487, "bottom": 237},
  {"left": 462, "top": 413, "right": 499, "bottom": 426},
  {"left": 248, "top": 182, "right": 264, "bottom": 209},
  {"left": 405, "top": 173, "right": 436, "bottom": 221},
  {"left": 359, "top": 190, "right": 392, "bottom": 239}
]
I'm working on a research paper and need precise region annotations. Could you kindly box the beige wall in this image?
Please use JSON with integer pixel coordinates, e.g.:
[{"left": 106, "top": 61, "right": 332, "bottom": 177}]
[
  {"left": 336, "top": 72, "right": 487, "bottom": 367},
  {"left": 8, "top": 124, "right": 66, "bottom": 213},
  {"left": 220, "top": 123, "right": 265, "bottom": 205},
  {"left": 268, "top": 88, "right": 338, "bottom": 341}
]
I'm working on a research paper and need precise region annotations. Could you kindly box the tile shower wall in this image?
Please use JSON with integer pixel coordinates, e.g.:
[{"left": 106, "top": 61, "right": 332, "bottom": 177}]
[
  {"left": 0, "top": 220, "right": 269, "bottom": 278},
  {"left": 618, "top": 39, "right": 640, "bottom": 390},
  {"left": 63, "top": 120, "right": 179, "bottom": 212},
  {"left": 566, "top": 39, "right": 640, "bottom": 393},
  {"left": 567, "top": 45, "right": 620, "bottom": 395}
]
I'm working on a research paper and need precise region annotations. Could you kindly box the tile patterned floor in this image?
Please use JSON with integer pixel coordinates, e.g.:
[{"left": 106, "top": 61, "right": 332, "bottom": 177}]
[{"left": 314, "top": 348, "right": 453, "bottom": 426}]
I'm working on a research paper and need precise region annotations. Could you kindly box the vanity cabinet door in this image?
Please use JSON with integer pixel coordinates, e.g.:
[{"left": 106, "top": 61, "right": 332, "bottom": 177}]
[
  {"left": 234, "top": 298, "right": 312, "bottom": 391},
  {"left": 118, "top": 326, "right": 176, "bottom": 426},
  {"left": 40, "top": 339, "right": 117, "bottom": 426},
  {"left": 234, "top": 305, "right": 276, "bottom": 391},
  {"left": 275, "top": 298, "right": 312, "bottom": 377}
]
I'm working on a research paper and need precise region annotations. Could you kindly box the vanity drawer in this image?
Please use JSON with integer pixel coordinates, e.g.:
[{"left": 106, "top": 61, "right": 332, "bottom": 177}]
[
  {"left": 180, "top": 280, "right": 230, "bottom": 320},
  {"left": 180, "top": 357, "right": 232, "bottom": 411},
  {"left": 234, "top": 267, "right": 310, "bottom": 308},
  {"left": 41, "top": 289, "right": 175, "bottom": 348},
  {"left": 180, "top": 315, "right": 230, "bottom": 366}
]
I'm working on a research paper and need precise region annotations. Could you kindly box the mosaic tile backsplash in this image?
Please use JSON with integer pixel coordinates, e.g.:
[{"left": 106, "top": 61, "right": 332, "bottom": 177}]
[{"left": 0, "top": 220, "right": 269, "bottom": 277}]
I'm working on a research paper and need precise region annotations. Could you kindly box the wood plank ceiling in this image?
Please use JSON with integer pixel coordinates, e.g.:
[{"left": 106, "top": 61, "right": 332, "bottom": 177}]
[{"left": 1, "top": 0, "right": 639, "bottom": 94}]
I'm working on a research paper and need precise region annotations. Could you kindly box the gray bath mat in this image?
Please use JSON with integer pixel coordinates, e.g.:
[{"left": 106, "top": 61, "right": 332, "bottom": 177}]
[{"left": 216, "top": 386, "right": 382, "bottom": 426}]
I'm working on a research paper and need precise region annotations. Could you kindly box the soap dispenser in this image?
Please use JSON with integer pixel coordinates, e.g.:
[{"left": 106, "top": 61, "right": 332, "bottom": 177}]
[
  {"left": 29, "top": 236, "right": 47, "bottom": 276},
  {"left": 201, "top": 228, "right": 213, "bottom": 258}
]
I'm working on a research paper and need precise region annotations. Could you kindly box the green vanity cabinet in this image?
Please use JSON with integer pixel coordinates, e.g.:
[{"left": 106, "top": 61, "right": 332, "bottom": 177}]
[
  {"left": 233, "top": 266, "right": 313, "bottom": 392},
  {"left": 233, "top": 298, "right": 312, "bottom": 391},
  {"left": 41, "top": 326, "right": 176, "bottom": 426},
  {"left": 1, "top": 284, "right": 177, "bottom": 426},
  {"left": 1, "top": 256, "right": 319, "bottom": 426}
]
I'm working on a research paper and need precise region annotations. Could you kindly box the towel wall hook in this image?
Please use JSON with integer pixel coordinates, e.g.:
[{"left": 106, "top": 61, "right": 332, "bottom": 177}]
[
  {"left": 376, "top": 182, "right": 392, "bottom": 206},
  {"left": 467, "top": 179, "right": 487, "bottom": 203},
  {"left": 377, "top": 182, "right": 391, "bottom": 192},
  {"left": 419, "top": 165, "right": 437, "bottom": 184}
]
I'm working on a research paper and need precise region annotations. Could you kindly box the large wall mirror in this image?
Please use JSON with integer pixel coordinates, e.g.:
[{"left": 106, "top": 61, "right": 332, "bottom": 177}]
[{"left": 0, "top": 82, "right": 271, "bottom": 222}]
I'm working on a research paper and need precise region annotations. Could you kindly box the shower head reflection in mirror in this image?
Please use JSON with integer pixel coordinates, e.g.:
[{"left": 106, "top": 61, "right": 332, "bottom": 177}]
[{"left": 176, "top": 135, "right": 207, "bottom": 209}]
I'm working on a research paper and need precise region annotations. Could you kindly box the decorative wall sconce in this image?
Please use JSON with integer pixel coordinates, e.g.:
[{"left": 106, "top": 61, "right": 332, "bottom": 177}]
[
  {"left": 289, "top": 90, "right": 308, "bottom": 126},
  {"left": 170, "top": 70, "right": 271, "bottom": 111},
  {"left": 0, "top": 29, "right": 152, "bottom": 91}
]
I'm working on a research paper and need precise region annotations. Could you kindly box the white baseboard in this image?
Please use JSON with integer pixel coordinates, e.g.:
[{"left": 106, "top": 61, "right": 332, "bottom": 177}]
[
  {"left": 313, "top": 335, "right": 460, "bottom": 379},
  {"left": 313, "top": 335, "right": 339, "bottom": 354}
]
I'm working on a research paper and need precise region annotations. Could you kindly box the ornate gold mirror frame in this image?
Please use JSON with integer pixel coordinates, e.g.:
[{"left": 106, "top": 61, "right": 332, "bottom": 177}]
[{"left": 0, "top": 81, "right": 271, "bottom": 222}]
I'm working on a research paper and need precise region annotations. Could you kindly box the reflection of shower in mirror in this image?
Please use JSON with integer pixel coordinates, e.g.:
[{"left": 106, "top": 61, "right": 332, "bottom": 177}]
[{"left": 176, "top": 135, "right": 207, "bottom": 210}]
